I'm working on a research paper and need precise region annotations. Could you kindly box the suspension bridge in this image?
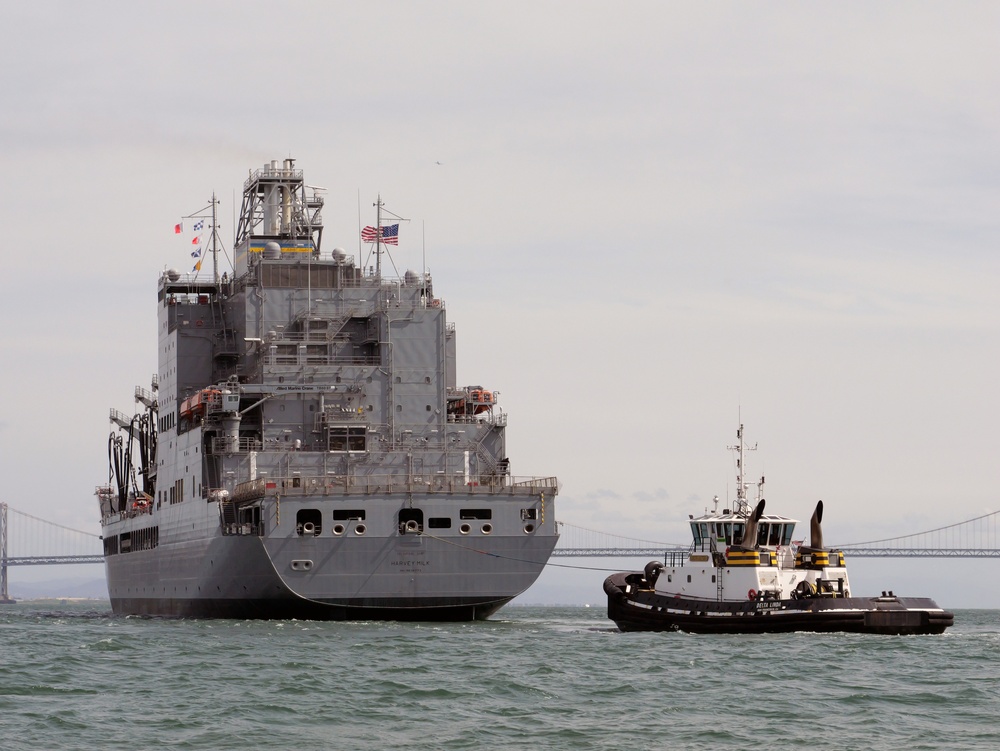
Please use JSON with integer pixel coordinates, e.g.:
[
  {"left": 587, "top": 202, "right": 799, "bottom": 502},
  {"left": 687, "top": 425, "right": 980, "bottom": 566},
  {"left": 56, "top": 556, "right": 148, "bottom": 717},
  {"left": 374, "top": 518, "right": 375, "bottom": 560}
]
[{"left": 2, "top": 502, "right": 1000, "bottom": 601}]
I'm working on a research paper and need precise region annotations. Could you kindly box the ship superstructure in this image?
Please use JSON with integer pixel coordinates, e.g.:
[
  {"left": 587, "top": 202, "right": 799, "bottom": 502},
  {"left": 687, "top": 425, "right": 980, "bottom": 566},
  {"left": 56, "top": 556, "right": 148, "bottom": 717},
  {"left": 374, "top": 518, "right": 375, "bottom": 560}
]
[{"left": 97, "top": 159, "right": 559, "bottom": 619}]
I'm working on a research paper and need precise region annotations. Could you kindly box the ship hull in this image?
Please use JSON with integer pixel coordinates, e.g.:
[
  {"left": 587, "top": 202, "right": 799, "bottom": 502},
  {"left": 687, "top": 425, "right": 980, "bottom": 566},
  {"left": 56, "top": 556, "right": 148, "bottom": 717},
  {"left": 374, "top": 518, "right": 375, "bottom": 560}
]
[
  {"left": 103, "top": 505, "right": 557, "bottom": 621},
  {"left": 604, "top": 572, "right": 954, "bottom": 635}
]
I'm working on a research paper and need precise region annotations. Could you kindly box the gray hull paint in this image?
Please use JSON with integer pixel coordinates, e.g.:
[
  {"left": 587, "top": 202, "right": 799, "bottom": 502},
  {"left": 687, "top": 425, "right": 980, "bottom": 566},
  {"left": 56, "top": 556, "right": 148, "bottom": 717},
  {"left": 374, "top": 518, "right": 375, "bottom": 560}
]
[
  {"left": 104, "top": 494, "right": 557, "bottom": 619},
  {"left": 106, "top": 532, "right": 554, "bottom": 620}
]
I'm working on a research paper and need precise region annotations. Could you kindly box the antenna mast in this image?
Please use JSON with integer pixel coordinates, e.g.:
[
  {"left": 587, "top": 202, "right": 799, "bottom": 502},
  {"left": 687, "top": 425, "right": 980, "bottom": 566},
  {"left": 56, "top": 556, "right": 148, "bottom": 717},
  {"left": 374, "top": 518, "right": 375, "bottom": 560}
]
[
  {"left": 727, "top": 423, "right": 760, "bottom": 515},
  {"left": 210, "top": 192, "right": 220, "bottom": 284},
  {"left": 374, "top": 195, "right": 384, "bottom": 281}
]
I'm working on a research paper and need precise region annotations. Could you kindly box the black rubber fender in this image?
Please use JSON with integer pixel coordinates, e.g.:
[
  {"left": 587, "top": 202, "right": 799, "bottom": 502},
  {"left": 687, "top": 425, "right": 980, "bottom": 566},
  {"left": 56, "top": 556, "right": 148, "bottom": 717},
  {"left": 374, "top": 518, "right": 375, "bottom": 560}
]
[
  {"left": 604, "top": 576, "right": 623, "bottom": 597},
  {"left": 644, "top": 561, "right": 664, "bottom": 587}
]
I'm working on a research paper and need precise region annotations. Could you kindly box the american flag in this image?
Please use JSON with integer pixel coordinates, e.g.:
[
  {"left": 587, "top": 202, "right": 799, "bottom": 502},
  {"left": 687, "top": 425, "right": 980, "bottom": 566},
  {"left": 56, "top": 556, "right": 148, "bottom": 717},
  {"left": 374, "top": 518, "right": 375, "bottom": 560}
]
[{"left": 361, "top": 224, "right": 399, "bottom": 245}]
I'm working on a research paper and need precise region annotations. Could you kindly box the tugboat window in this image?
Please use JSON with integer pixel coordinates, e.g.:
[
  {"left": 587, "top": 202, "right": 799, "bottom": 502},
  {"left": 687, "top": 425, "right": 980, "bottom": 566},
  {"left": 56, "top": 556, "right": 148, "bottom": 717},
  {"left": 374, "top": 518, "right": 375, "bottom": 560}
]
[
  {"left": 757, "top": 524, "right": 769, "bottom": 547},
  {"left": 768, "top": 525, "right": 782, "bottom": 546},
  {"left": 732, "top": 522, "right": 745, "bottom": 546}
]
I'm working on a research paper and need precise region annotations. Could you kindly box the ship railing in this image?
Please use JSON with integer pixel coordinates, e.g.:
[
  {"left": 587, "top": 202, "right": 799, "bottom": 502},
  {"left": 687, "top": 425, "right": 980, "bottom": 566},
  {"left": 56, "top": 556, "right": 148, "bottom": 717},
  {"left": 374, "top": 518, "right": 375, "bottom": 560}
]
[
  {"left": 101, "top": 501, "right": 155, "bottom": 525},
  {"left": 249, "top": 474, "right": 558, "bottom": 497},
  {"left": 245, "top": 166, "right": 303, "bottom": 189},
  {"left": 664, "top": 550, "right": 692, "bottom": 567},
  {"left": 208, "top": 437, "right": 264, "bottom": 454},
  {"left": 230, "top": 478, "right": 266, "bottom": 503},
  {"left": 446, "top": 411, "right": 508, "bottom": 427},
  {"left": 265, "top": 354, "right": 382, "bottom": 366},
  {"left": 243, "top": 359, "right": 381, "bottom": 383}
]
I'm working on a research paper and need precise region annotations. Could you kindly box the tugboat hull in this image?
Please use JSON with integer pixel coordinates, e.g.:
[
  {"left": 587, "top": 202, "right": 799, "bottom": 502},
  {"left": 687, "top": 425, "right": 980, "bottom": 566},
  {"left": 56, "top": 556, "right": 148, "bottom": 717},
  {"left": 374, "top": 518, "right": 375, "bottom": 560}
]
[{"left": 605, "top": 573, "right": 954, "bottom": 635}]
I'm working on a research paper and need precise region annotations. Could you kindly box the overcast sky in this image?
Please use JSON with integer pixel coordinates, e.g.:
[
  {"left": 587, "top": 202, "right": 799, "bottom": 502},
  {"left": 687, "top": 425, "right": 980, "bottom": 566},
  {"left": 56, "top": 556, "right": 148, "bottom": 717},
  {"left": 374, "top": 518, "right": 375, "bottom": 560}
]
[{"left": 2, "top": 2, "right": 998, "bottom": 605}]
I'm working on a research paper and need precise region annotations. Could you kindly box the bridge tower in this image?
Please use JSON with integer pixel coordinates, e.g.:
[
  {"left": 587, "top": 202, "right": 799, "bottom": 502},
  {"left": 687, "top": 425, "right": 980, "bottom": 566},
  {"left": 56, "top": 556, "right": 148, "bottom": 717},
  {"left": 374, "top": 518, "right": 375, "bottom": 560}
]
[{"left": 0, "top": 503, "right": 13, "bottom": 604}]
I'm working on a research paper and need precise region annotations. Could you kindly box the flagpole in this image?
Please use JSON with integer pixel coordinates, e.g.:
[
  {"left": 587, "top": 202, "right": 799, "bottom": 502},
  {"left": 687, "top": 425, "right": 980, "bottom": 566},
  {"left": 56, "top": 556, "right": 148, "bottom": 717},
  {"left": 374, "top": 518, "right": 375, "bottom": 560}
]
[
  {"left": 210, "top": 192, "right": 220, "bottom": 284},
  {"left": 375, "top": 194, "right": 383, "bottom": 282},
  {"left": 357, "top": 189, "right": 363, "bottom": 270}
]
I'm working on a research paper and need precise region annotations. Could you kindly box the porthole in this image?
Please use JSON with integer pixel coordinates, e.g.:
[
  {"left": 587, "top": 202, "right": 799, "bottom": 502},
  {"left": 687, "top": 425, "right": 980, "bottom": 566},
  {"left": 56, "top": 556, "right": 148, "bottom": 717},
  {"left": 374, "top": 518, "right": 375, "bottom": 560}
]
[
  {"left": 523, "top": 523, "right": 535, "bottom": 534},
  {"left": 355, "top": 524, "right": 367, "bottom": 535},
  {"left": 481, "top": 523, "right": 493, "bottom": 535},
  {"left": 333, "top": 524, "right": 345, "bottom": 536},
  {"left": 460, "top": 523, "right": 471, "bottom": 535}
]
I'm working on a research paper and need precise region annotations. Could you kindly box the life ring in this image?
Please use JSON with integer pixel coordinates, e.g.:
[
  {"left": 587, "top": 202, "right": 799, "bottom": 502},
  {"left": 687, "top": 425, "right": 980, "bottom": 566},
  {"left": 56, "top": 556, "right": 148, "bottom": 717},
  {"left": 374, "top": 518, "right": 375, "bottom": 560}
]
[{"left": 748, "top": 588, "right": 757, "bottom": 601}]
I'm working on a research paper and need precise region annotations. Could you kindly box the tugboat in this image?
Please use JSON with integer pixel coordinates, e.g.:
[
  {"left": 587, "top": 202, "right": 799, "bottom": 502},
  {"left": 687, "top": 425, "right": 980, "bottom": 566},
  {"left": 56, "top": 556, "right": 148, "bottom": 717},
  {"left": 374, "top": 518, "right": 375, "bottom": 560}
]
[{"left": 604, "top": 425, "right": 953, "bottom": 634}]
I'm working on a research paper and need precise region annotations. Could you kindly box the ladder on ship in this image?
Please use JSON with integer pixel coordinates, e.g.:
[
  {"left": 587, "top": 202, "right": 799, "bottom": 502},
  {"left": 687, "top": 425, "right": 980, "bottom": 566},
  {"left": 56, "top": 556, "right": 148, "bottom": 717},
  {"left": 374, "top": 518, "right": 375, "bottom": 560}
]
[{"left": 219, "top": 500, "right": 237, "bottom": 532}]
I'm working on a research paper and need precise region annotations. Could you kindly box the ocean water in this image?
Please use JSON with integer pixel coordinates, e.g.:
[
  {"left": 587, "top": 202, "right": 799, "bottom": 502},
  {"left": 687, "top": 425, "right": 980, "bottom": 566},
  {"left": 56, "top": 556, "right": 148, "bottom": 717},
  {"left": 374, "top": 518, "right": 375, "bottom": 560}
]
[{"left": 0, "top": 603, "right": 997, "bottom": 751}]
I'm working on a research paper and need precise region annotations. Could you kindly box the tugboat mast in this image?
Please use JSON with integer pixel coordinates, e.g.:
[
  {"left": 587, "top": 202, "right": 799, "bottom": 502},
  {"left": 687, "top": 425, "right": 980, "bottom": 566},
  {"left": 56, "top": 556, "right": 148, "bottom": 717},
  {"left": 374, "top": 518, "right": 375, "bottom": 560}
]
[{"left": 728, "top": 423, "right": 763, "bottom": 515}]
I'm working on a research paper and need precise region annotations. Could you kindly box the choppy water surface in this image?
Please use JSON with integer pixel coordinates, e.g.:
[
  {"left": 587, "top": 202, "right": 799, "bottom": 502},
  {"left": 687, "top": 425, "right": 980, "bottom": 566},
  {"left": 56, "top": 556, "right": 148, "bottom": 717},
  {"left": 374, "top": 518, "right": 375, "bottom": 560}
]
[{"left": 0, "top": 603, "right": 997, "bottom": 750}]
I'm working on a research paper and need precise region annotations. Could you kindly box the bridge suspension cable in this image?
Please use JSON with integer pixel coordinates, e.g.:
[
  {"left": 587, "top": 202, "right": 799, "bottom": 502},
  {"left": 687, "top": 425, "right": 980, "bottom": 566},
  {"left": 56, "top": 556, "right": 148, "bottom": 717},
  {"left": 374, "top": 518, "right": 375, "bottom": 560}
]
[
  {"left": 553, "top": 511, "right": 1000, "bottom": 558},
  {"left": 1, "top": 504, "right": 103, "bottom": 563},
  {"left": 841, "top": 509, "right": 1000, "bottom": 548}
]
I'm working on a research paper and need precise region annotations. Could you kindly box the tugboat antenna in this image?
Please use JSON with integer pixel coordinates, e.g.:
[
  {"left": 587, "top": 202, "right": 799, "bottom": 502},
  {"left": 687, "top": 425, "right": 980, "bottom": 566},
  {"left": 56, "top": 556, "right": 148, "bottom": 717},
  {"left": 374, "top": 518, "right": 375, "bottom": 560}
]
[{"left": 728, "top": 422, "right": 757, "bottom": 515}]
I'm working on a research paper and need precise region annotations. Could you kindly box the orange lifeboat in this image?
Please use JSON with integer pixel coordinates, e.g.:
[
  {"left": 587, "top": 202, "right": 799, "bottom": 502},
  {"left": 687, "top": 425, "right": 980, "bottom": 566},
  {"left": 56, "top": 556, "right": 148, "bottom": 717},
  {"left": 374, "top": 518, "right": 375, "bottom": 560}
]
[
  {"left": 469, "top": 388, "right": 494, "bottom": 414},
  {"left": 181, "top": 388, "right": 222, "bottom": 419}
]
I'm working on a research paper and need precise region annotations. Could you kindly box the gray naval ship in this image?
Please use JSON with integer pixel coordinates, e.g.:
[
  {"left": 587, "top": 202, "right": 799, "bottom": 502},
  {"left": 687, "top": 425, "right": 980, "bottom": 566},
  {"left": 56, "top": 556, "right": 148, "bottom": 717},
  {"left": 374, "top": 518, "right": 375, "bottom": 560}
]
[{"left": 96, "top": 159, "right": 559, "bottom": 620}]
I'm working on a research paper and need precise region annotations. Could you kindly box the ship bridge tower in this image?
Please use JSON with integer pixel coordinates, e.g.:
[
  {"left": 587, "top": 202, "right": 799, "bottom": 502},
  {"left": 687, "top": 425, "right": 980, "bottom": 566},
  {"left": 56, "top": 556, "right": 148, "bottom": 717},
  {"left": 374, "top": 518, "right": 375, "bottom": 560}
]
[{"left": 233, "top": 158, "right": 325, "bottom": 276}]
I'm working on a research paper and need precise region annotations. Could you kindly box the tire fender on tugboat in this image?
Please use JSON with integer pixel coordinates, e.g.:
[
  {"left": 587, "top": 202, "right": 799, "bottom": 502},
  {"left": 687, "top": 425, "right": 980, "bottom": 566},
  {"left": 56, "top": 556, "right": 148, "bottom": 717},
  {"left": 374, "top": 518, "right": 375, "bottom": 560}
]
[{"left": 644, "top": 561, "right": 664, "bottom": 587}]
